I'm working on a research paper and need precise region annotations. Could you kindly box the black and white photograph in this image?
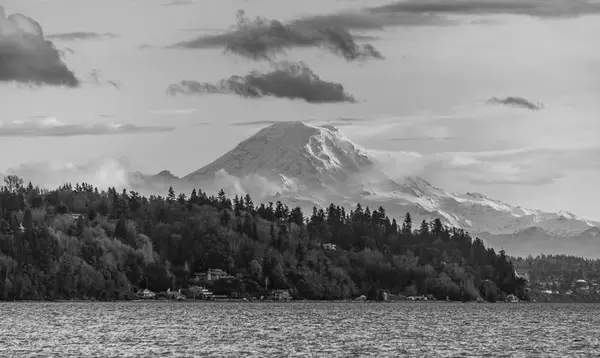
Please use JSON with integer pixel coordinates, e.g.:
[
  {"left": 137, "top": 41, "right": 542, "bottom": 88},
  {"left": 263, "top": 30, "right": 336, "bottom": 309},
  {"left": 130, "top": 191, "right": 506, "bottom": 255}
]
[{"left": 1, "top": 0, "right": 600, "bottom": 356}]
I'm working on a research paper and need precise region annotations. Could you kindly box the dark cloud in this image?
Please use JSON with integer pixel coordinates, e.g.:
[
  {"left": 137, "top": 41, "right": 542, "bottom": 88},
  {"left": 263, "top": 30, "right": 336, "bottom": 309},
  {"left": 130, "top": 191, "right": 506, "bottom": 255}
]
[
  {"left": 166, "top": 61, "right": 356, "bottom": 104},
  {"left": 172, "top": 10, "right": 383, "bottom": 61},
  {"left": 368, "top": 0, "right": 600, "bottom": 18},
  {"left": 0, "top": 117, "right": 174, "bottom": 137},
  {"left": 486, "top": 96, "right": 544, "bottom": 110},
  {"left": 290, "top": 11, "right": 455, "bottom": 31},
  {"left": 45, "top": 32, "right": 120, "bottom": 41},
  {"left": 0, "top": 6, "right": 79, "bottom": 87}
]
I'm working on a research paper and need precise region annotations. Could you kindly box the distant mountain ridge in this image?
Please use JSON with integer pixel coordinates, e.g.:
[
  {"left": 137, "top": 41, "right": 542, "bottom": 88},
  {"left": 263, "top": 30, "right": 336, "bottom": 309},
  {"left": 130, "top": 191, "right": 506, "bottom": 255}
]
[{"left": 129, "top": 121, "right": 599, "bottom": 257}]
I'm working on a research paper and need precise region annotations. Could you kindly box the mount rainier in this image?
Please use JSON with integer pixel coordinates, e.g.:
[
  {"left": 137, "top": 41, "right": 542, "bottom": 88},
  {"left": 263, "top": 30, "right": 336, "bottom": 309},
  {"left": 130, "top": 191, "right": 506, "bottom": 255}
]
[{"left": 135, "top": 121, "right": 600, "bottom": 257}]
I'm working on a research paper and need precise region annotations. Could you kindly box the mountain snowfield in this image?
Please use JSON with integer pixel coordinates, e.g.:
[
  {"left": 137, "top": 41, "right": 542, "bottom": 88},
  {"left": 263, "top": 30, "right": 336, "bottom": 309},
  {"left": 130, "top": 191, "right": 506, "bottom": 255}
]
[{"left": 154, "top": 121, "right": 599, "bottom": 256}]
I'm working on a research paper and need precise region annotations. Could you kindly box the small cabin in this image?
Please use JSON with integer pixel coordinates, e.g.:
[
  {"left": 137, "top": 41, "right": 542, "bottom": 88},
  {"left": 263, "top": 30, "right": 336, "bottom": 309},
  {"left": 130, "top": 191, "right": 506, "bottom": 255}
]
[
  {"left": 194, "top": 269, "right": 234, "bottom": 282},
  {"left": 138, "top": 289, "right": 156, "bottom": 299},
  {"left": 269, "top": 289, "right": 292, "bottom": 301},
  {"left": 187, "top": 286, "right": 214, "bottom": 300},
  {"left": 573, "top": 279, "right": 589, "bottom": 291},
  {"left": 322, "top": 243, "right": 337, "bottom": 251}
]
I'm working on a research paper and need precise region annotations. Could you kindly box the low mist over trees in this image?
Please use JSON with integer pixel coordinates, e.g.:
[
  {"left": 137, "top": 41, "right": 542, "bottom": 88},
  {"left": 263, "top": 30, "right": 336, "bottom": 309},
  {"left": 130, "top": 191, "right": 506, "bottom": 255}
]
[{"left": 0, "top": 176, "right": 527, "bottom": 301}]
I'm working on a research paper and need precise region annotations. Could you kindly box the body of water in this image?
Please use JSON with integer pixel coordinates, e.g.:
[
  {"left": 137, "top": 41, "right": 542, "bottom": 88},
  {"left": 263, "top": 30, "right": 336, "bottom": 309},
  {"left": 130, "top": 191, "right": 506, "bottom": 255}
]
[{"left": 0, "top": 301, "right": 599, "bottom": 357}]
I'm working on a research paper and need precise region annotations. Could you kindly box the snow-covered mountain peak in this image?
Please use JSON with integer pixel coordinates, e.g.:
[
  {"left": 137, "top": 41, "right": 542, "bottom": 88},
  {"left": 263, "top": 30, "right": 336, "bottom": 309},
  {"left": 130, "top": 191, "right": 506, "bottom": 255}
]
[
  {"left": 184, "top": 121, "right": 373, "bottom": 186},
  {"left": 177, "top": 121, "right": 600, "bottom": 239}
]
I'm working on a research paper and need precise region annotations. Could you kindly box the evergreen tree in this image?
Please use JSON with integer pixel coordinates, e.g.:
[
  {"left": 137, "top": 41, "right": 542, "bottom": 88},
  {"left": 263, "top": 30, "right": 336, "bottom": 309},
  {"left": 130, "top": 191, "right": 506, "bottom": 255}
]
[
  {"left": 167, "top": 186, "right": 176, "bottom": 203},
  {"left": 243, "top": 194, "right": 254, "bottom": 213},
  {"left": 419, "top": 220, "right": 429, "bottom": 236},
  {"left": 402, "top": 213, "right": 412, "bottom": 235}
]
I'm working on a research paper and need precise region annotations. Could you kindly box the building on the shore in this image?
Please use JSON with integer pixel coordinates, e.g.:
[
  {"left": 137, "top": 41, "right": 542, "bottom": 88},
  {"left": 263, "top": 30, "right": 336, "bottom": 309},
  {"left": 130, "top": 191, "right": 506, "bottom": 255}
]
[
  {"left": 269, "top": 289, "right": 292, "bottom": 301},
  {"left": 573, "top": 279, "right": 589, "bottom": 292},
  {"left": 194, "top": 269, "right": 234, "bottom": 282},
  {"left": 137, "top": 289, "right": 156, "bottom": 299},
  {"left": 166, "top": 288, "right": 186, "bottom": 300},
  {"left": 187, "top": 286, "right": 214, "bottom": 299},
  {"left": 322, "top": 243, "right": 337, "bottom": 251}
]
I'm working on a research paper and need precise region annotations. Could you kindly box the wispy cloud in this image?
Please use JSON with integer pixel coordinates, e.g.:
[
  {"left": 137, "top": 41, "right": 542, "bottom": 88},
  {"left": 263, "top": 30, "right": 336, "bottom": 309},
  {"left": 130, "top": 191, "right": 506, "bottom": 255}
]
[
  {"left": 162, "top": 0, "right": 194, "bottom": 6},
  {"left": 172, "top": 10, "right": 383, "bottom": 61},
  {"left": 86, "top": 69, "right": 122, "bottom": 89},
  {"left": 372, "top": 145, "right": 600, "bottom": 187},
  {"left": 230, "top": 119, "right": 316, "bottom": 126},
  {"left": 319, "top": 117, "right": 374, "bottom": 126},
  {"left": 369, "top": 0, "right": 600, "bottom": 18},
  {"left": 148, "top": 109, "right": 197, "bottom": 116},
  {"left": 290, "top": 10, "right": 454, "bottom": 32},
  {"left": 425, "top": 146, "right": 600, "bottom": 186},
  {"left": 389, "top": 136, "right": 458, "bottom": 142},
  {"left": 45, "top": 32, "right": 120, "bottom": 41},
  {"left": 166, "top": 61, "right": 356, "bottom": 104},
  {"left": 487, "top": 96, "right": 544, "bottom": 111},
  {"left": 0, "top": 6, "right": 79, "bottom": 87},
  {"left": 0, "top": 116, "right": 174, "bottom": 137}
]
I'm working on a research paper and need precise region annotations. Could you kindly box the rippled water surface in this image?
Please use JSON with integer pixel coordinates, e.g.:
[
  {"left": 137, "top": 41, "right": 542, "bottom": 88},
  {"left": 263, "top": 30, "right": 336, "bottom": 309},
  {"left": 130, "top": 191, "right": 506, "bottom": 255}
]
[{"left": 1, "top": 302, "right": 600, "bottom": 357}]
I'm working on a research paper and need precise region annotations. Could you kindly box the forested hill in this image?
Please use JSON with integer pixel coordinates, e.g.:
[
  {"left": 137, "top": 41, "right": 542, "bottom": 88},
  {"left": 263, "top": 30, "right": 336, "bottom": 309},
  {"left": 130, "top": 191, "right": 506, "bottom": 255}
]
[{"left": 0, "top": 175, "right": 528, "bottom": 302}]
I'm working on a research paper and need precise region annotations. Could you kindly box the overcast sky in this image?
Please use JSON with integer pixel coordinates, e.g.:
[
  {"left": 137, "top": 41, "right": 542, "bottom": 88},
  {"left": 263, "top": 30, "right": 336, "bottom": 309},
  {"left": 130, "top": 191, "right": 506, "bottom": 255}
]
[{"left": 1, "top": 0, "right": 600, "bottom": 219}]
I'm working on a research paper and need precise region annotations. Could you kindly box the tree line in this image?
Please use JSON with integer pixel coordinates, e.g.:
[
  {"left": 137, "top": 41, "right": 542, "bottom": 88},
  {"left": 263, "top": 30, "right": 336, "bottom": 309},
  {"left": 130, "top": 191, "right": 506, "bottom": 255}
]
[{"left": 0, "top": 175, "right": 528, "bottom": 302}]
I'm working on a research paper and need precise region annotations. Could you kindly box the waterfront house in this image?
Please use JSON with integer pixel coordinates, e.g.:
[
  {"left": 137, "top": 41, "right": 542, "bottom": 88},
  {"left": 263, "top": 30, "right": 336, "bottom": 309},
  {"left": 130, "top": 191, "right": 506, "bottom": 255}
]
[
  {"left": 187, "top": 285, "right": 214, "bottom": 300},
  {"left": 194, "top": 269, "right": 234, "bottom": 282},
  {"left": 166, "top": 288, "right": 186, "bottom": 301},
  {"left": 322, "top": 243, "right": 337, "bottom": 251},
  {"left": 269, "top": 289, "right": 292, "bottom": 301},
  {"left": 573, "top": 279, "right": 589, "bottom": 292},
  {"left": 138, "top": 289, "right": 156, "bottom": 299}
]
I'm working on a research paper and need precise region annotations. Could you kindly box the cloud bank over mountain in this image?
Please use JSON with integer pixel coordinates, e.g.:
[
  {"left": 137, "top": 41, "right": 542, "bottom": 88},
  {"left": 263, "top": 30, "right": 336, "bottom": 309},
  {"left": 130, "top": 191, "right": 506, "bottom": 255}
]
[
  {"left": 5, "top": 157, "right": 133, "bottom": 191},
  {"left": 172, "top": 10, "right": 383, "bottom": 61},
  {"left": 0, "top": 6, "right": 79, "bottom": 86},
  {"left": 166, "top": 61, "right": 356, "bottom": 103},
  {"left": 2, "top": 157, "right": 287, "bottom": 204}
]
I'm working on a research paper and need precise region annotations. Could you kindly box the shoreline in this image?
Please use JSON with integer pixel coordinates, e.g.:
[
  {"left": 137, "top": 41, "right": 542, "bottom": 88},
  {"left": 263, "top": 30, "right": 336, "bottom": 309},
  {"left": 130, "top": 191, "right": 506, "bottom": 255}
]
[{"left": 2, "top": 299, "right": 598, "bottom": 304}]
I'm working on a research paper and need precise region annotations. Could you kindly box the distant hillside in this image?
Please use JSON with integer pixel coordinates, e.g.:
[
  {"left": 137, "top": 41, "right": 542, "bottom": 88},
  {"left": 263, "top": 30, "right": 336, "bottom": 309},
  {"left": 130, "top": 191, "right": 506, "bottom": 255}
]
[{"left": 478, "top": 226, "right": 600, "bottom": 258}]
